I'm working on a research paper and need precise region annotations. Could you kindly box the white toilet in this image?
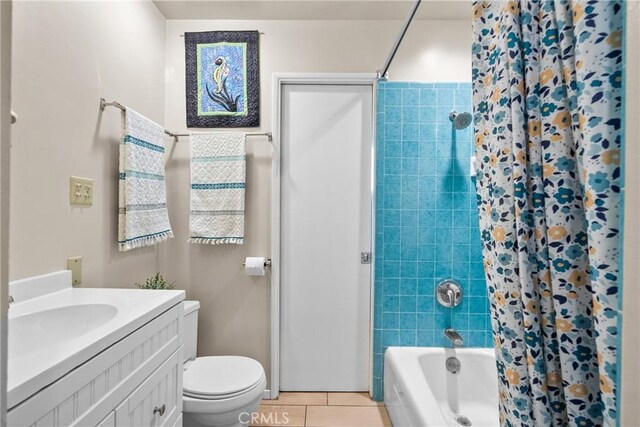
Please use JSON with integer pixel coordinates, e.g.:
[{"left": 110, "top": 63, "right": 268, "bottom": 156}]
[{"left": 182, "top": 301, "right": 267, "bottom": 427}]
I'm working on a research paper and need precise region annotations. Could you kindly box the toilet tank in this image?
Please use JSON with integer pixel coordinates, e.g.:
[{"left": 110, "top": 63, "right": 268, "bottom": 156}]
[{"left": 183, "top": 300, "right": 200, "bottom": 362}]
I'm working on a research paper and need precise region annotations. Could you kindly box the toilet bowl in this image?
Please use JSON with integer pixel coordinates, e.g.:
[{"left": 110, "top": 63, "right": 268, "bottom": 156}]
[{"left": 182, "top": 301, "right": 266, "bottom": 427}]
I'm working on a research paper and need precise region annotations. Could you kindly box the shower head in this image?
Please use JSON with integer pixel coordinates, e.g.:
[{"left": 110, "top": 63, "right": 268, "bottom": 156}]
[{"left": 449, "top": 111, "right": 472, "bottom": 130}]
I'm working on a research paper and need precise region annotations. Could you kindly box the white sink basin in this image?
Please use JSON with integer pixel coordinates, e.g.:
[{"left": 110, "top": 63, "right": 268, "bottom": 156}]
[{"left": 9, "top": 303, "right": 118, "bottom": 358}]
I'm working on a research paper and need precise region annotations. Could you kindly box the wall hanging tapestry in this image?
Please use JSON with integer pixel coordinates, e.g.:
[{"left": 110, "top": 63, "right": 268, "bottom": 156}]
[{"left": 185, "top": 31, "right": 260, "bottom": 128}]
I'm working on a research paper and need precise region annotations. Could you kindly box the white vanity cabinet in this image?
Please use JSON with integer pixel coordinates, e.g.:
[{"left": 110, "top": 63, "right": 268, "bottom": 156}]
[{"left": 7, "top": 303, "right": 184, "bottom": 427}]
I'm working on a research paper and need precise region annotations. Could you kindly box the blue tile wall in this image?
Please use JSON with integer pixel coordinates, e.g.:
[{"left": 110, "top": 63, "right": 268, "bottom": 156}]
[{"left": 373, "top": 82, "right": 492, "bottom": 401}]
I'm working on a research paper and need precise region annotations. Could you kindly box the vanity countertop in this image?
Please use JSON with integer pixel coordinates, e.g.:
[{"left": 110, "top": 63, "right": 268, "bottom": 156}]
[{"left": 7, "top": 282, "right": 184, "bottom": 409}]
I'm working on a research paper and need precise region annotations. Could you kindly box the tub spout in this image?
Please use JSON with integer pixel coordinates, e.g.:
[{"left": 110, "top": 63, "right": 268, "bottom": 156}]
[{"left": 444, "top": 328, "right": 464, "bottom": 347}]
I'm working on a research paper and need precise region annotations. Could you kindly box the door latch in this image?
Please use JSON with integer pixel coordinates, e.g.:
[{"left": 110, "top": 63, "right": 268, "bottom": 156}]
[{"left": 361, "top": 252, "right": 371, "bottom": 264}]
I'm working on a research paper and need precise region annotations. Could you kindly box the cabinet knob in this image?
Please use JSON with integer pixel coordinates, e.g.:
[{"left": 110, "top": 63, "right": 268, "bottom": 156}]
[{"left": 153, "top": 404, "right": 166, "bottom": 416}]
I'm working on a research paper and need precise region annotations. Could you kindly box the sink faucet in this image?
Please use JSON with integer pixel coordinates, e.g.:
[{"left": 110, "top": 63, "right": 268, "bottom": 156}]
[{"left": 444, "top": 328, "right": 464, "bottom": 347}]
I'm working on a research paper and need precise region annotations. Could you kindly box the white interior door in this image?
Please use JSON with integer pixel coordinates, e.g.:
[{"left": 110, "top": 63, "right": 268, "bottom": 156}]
[{"left": 280, "top": 83, "right": 372, "bottom": 391}]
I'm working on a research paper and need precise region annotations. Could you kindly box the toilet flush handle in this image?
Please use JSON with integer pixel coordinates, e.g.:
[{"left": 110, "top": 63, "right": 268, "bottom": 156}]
[{"left": 153, "top": 404, "right": 166, "bottom": 417}]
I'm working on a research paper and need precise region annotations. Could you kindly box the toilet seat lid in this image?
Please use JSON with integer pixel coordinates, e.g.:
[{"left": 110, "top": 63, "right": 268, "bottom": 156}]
[{"left": 184, "top": 356, "right": 265, "bottom": 398}]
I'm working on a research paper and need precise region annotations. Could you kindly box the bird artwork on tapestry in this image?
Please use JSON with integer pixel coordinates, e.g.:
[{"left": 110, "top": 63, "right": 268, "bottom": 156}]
[
  {"left": 212, "top": 56, "right": 229, "bottom": 94},
  {"left": 205, "top": 56, "right": 240, "bottom": 112}
]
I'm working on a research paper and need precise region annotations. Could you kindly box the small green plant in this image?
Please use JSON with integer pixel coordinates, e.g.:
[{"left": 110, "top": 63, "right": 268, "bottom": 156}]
[{"left": 135, "top": 273, "right": 176, "bottom": 290}]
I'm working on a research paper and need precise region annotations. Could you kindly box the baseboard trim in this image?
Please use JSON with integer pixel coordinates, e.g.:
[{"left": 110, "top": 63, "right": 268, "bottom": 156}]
[{"left": 262, "top": 389, "right": 272, "bottom": 400}]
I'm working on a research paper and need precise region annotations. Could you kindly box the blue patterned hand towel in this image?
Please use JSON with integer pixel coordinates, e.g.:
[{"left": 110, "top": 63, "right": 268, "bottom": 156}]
[
  {"left": 118, "top": 109, "right": 174, "bottom": 251},
  {"left": 189, "top": 132, "right": 246, "bottom": 245}
]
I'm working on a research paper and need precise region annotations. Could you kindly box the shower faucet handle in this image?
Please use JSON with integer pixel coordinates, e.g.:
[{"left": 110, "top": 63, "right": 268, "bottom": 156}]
[
  {"left": 436, "top": 279, "right": 462, "bottom": 308},
  {"left": 446, "top": 288, "right": 457, "bottom": 306}
]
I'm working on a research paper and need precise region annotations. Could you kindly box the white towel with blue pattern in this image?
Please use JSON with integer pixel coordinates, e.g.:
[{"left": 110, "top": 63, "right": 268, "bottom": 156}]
[
  {"left": 118, "top": 108, "right": 173, "bottom": 251},
  {"left": 189, "top": 132, "right": 246, "bottom": 245}
]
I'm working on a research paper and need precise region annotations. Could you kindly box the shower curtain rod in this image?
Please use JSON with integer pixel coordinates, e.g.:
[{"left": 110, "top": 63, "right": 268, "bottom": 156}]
[
  {"left": 377, "top": 0, "right": 422, "bottom": 81},
  {"left": 99, "top": 98, "right": 272, "bottom": 142}
]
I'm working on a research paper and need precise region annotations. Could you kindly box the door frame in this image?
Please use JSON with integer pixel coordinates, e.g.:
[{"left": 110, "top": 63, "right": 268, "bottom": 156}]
[
  {"left": 270, "top": 73, "right": 377, "bottom": 399},
  {"left": 0, "top": 1, "right": 12, "bottom": 425}
]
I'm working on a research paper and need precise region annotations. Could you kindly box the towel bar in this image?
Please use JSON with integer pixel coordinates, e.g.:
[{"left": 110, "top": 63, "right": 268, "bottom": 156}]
[{"left": 99, "top": 98, "right": 272, "bottom": 142}]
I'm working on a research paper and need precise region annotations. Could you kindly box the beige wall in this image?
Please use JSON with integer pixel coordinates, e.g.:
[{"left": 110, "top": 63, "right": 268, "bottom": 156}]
[
  {"left": 621, "top": 1, "right": 640, "bottom": 424},
  {"left": 9, "top": 1, "right": 167, "bottom": 287},
  {"left": 163, "top": 19, "right": 472, "bottom": 385}
]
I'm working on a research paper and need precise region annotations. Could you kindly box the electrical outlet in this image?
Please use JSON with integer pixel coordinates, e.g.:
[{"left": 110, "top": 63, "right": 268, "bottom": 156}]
[
  {"left": 67, "top": 256, "right": 82, "bottom": 286},
  {"left": 69, "top": 176, "right": 93, "bottom": 206}
]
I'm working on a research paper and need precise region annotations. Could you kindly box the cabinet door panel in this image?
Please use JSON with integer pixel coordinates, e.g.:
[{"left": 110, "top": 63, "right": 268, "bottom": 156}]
[{"left": 115, "top": 349, "right": 182, "bottom": 427}]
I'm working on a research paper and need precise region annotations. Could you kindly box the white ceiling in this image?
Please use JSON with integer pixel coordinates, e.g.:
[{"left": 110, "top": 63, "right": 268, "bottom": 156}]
[{"left": 152, "top": 0, "right": 472, "bottom": 21}]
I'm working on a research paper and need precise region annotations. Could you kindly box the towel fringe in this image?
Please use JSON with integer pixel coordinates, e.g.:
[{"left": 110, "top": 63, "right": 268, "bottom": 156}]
[
  {"left": 189, "top": 237, "right": 243, "bottom": 245},
  {"left": 119, "top": 231, "right": 174, "bottom": 252}
]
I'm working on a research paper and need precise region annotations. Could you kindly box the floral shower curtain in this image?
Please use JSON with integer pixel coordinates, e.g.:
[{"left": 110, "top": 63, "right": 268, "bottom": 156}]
[{"left": 472, "top": 1, "right": 623, "bottom": 426}]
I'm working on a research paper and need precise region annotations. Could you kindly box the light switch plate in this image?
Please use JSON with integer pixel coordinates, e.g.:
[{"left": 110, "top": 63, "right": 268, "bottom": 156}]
[
  {"left": 67, "top": 256, "right": 82, "bottom": 286},
  {"left": 69, "top": 176, "right": 93, "bottom": 206}
]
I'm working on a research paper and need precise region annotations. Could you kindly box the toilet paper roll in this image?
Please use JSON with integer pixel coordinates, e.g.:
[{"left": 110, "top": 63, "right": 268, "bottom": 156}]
[{"left": 245, "top": 257, "right": 266, "bottom": 276}]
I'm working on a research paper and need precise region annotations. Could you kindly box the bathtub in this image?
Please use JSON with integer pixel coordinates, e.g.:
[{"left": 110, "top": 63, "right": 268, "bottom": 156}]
[{"left": 384, "top": 347, "right": 499, "bottom": 427}]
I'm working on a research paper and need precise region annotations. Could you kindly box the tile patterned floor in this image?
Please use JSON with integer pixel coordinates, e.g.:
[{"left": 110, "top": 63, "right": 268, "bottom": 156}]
[{"left": 251, "top": 392, "right": 391, "bottom": 427}]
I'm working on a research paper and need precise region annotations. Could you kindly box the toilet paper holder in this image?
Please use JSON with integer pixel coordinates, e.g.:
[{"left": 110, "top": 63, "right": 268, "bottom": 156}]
[{"left": 242, "top": 258, "right": 272, "bottom": 268}]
